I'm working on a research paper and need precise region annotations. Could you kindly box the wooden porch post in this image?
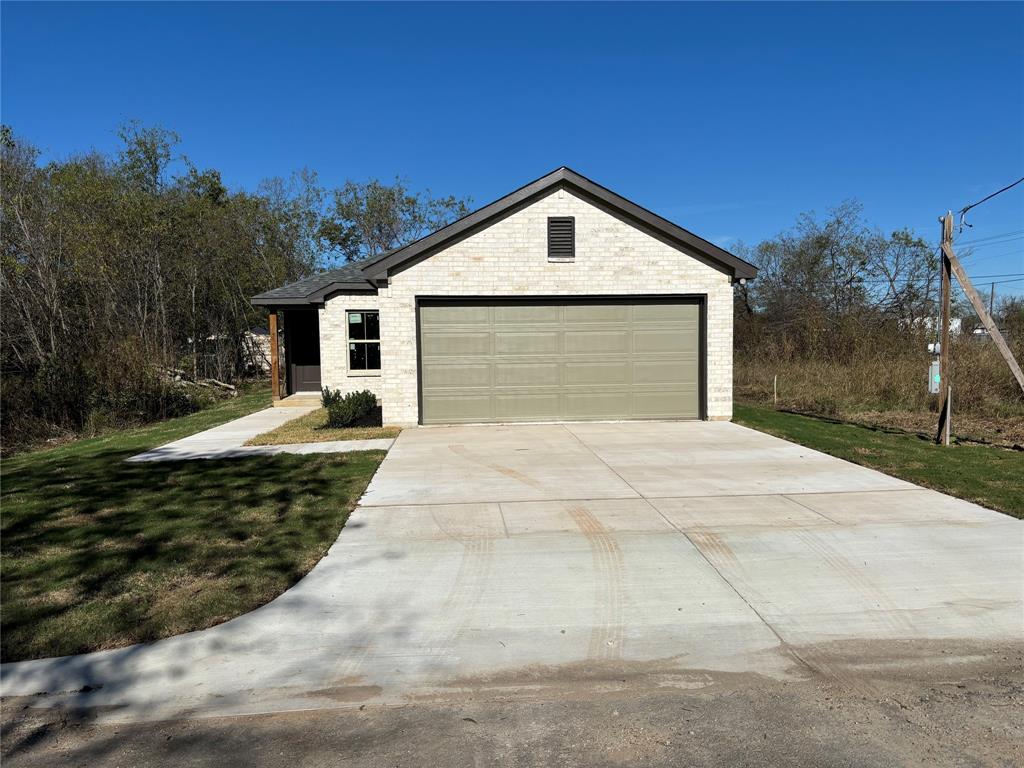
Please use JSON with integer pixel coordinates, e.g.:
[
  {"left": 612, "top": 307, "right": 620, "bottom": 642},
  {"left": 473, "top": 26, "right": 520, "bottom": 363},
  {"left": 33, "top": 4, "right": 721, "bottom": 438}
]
[{"left": 269, "top": 310, "right": 281, "bottom": 401}]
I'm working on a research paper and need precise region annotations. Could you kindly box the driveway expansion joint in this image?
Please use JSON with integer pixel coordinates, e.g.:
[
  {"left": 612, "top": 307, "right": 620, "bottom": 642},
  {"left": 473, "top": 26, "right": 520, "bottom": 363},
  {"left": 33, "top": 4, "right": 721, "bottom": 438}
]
[
  {"left": 782, "top": 493, "right": 843, "bottom": 525},
  {"left": 558, "top": 423, "right": 810, "bottom": 661}
]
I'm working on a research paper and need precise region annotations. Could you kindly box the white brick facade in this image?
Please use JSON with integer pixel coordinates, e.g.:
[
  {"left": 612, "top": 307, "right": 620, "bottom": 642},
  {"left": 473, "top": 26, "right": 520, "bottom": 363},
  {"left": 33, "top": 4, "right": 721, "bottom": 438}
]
[
  {"left": 319, "top": 296, "right": 384, "bottom": 400},
  {"left": 319, "top": 188, "right": 734, "bottom": 424}
]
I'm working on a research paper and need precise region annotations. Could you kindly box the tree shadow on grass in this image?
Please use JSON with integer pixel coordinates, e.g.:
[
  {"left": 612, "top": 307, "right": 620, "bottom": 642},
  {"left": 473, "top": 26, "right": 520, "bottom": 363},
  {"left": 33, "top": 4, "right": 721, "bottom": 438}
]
[
  {"left": 1, "top": 446, "right": 386, "bottom": 662},
  {"left": 0, "top": 524, "right": 426, "bottom": 763}
]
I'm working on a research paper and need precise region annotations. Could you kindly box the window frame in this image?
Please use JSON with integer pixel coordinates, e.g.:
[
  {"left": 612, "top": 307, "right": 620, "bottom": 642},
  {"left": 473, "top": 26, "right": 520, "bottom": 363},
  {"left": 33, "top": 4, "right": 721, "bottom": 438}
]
[{"left": 346, "top": 309, "right": 381, "bottom": 375}]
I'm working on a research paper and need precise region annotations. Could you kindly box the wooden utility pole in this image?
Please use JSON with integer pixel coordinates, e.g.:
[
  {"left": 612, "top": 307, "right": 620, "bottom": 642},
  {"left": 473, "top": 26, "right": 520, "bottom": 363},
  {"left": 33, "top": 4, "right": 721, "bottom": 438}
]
[
  {"left": 269, "top": 311, "right": 281, "bottom": 401},
  {"left": 935, "top": 210, "right": 1024, "bottom": 445},
  {"left": 936, "top": 213, "right": 952, "bottom": 445},
  {"left": 947, "top": 253, "right": 1024, "bottom": 390}
]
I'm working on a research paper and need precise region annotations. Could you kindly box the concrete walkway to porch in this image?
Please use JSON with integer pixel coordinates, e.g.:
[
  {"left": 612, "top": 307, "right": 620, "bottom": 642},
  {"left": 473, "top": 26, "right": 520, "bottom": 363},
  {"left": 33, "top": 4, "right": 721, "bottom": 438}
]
[{"left": 127, "top": 404, "right": 394, "bottom": 462}]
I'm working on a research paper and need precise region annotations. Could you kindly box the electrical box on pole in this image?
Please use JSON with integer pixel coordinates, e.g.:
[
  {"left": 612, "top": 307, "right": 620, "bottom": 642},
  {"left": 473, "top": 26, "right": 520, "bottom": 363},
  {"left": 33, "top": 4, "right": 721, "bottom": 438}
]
[{"left": 928, "top": 360, "right": 941, "bottom": 395}]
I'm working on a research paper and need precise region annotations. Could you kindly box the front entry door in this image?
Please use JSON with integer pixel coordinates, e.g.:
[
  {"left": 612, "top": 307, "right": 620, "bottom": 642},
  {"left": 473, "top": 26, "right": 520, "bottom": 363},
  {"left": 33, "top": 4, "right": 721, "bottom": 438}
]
[{"left": 284, "top": 310, "right": 322, "bottom": 393}]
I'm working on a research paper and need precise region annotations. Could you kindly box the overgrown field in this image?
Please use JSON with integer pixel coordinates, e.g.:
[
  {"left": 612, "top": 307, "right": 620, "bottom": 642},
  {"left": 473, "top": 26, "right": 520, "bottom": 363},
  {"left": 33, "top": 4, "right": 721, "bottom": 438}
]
[{"left": 735, "top": 338, "right": 1024, "bottom": 446}]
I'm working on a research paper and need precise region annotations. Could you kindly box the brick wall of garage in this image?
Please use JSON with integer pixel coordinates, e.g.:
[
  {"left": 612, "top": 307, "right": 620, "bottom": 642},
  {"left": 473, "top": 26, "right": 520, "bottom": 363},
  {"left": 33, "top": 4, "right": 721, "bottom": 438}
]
[{"left": 321, "top": 186, "right": 735, "bottom": 424}]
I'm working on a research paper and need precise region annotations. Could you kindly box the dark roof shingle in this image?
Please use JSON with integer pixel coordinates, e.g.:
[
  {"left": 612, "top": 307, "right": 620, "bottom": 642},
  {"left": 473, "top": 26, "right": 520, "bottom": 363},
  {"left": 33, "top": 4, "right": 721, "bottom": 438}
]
[{"left": 250, "top": 257, "right": 378, "bottom": 305}]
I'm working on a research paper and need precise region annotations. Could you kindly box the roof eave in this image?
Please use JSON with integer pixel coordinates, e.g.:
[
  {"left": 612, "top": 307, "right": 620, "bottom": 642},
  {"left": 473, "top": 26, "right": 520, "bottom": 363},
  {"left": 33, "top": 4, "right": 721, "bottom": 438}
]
[{"left": 250, "top": 280, "right": 377, "bottom": 308}]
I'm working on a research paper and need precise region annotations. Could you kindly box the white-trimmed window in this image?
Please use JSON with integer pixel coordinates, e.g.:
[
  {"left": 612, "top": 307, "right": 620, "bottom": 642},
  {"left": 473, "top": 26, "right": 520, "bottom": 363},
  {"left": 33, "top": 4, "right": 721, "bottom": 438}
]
[{"left": 347, "top": 311, "right": 380, "bottom": 371}]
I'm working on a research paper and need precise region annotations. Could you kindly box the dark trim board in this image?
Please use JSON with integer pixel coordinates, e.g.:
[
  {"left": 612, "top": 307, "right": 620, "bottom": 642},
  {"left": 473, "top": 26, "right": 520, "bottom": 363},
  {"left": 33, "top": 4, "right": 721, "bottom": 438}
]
[{"left": 414, "top": 295, "right": 708, "bottom": 426}]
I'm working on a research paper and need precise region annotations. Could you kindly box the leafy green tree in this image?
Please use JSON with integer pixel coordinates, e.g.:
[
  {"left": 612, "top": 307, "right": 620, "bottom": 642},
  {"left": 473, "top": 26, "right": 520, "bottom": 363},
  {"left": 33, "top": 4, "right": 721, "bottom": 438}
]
[
  {"left": 0, "top": 124, "right": 331, "bottom": 445},
  {"left": 318, "top": 178, "right": 471, "bottom": 262},
  {"left": 1, "top": 122, "right": 475, "bottom": 447}
]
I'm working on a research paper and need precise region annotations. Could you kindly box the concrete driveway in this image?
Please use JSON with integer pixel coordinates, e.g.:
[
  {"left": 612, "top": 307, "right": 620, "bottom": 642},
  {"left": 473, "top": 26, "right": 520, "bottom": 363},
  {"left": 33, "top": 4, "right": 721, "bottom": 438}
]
[{"left": 2, "top": 421, "right": 1021, "bottom": 724}]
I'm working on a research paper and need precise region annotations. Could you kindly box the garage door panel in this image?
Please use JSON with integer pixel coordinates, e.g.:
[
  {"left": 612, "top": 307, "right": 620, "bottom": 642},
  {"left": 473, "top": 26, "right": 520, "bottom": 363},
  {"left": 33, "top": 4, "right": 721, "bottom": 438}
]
[
  {"left": 422, "top": 394, "right": 492, "bottom": 423},
  {"left": 494, "top": 393, "right": 560, "bottom": 421},
  {"left": 564, "top": 330, "right": 629, "bottom": 354},
  {"left": 422, "top": 331, "right": 491, "bottom": 356},
  {"left": 422, "top": 363, "right": 491, "bottom": 389},
  {"left": 632, "top": 303, "right": 699, "bottom": 322},
  {"left": 633, "top": 329, "right": 699, "bottom": 354},
  {"left": 564, "top": 361, "right": 630, "bottom": 386},
  {"left": 563, "top": 304, "right": 630, "bottom": 323},
  {"left": 495, "top": 331, "right": 560, "bottom": 355},
  {"left": 633, "top": 389, "right": 699, "bottom": 417},
  {"left": 419, "top": 300, "right": 701, "bottom": 424},
  {"left": 495, "top": 362, "right": 560, "bottom": 387},
  {"left": 633, "top": 359, "right": 698, "bottom": 385},
  {"left": 422, "top": 305, "right": 490, "bottom": 325},
  {"left": 494, "top": 305, "right": 561, "bottom": 324},
  {"left": 563, "top": 392, "right": 636, "bottom": 419}
]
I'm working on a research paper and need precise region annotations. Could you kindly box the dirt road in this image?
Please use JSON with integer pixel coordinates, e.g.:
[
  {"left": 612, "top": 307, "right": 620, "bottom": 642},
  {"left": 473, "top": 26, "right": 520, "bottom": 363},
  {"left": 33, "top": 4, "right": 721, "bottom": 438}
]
[{"left": 4, "top": 639, "right": 1021, "bottom": 767}]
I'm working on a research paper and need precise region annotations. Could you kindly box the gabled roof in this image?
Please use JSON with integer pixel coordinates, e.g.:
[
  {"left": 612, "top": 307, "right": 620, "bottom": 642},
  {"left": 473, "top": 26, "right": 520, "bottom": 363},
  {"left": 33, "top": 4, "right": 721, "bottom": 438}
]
[
  {"left": 363, "top": 167, "right": 758, "bottom": 281},
  {"left": 252, "top": 167, "right": 757, "bottom": 307}
]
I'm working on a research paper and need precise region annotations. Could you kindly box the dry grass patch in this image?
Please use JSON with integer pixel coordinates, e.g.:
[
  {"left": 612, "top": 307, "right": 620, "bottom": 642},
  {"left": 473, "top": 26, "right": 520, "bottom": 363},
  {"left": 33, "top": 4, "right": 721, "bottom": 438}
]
[
  {"left": 735, "top": 348, "right": 1024, "bottom": 447},
  {"left": 245, "top": 407, "right": 402, "bottom": 446}
]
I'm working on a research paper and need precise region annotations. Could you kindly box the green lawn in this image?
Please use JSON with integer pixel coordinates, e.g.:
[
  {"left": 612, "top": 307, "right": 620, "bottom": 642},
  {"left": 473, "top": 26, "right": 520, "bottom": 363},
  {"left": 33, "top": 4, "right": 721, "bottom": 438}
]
[
  {"left": 1, "top": 391, "right": 385, "bottom": 662},
  {"left": 734, "top": 404, "right": 1024, "bottom": 518},
  {"left": 245, "top": 407, "right": 402, "bottom": 446},
  {"left": 9, "top": 385, "right": 273, "bottom": 462}
]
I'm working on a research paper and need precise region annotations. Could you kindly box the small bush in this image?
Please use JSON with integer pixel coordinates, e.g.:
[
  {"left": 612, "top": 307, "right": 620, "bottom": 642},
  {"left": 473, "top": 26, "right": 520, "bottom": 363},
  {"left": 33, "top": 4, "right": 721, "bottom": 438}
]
[
  {"left": 325, "top": 390, "right": 377, "bottom": 428},
  {"left": 321, "top": 386, "right": 344, "bottom": 408}
]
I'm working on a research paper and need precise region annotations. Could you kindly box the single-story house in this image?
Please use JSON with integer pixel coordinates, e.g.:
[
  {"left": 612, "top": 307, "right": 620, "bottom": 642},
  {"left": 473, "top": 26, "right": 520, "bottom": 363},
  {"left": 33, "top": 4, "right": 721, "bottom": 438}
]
[{"left": 252, "top": 167, "right": 757, "bottom": 425}]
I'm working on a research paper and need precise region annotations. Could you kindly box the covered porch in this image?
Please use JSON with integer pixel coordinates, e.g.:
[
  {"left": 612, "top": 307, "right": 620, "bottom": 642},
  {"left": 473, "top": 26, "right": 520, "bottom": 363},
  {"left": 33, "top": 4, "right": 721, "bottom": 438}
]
[{"left": 266, "top": 308, "right": 321, "bottom": 403}]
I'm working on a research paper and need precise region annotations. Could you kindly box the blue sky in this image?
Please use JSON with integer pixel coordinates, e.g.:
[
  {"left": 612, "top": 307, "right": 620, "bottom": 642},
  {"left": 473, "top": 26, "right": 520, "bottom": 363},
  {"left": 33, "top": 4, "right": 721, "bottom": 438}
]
[{"left": 3, "top": 1, "right": 1023, "bottom": 294}]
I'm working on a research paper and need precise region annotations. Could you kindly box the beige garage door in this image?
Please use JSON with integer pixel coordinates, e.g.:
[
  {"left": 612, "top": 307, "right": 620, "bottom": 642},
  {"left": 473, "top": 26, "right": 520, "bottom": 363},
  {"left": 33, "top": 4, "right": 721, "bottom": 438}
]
[{"left": 418, "top": 299, "right": 702, "bottom": 424}]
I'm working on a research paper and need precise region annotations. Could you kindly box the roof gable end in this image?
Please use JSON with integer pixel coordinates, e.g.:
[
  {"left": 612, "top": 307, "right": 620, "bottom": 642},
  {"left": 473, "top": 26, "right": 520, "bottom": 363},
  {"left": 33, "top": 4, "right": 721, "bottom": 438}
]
[{"left": 360, "top": 167, "right": 758, "bottom": 281}]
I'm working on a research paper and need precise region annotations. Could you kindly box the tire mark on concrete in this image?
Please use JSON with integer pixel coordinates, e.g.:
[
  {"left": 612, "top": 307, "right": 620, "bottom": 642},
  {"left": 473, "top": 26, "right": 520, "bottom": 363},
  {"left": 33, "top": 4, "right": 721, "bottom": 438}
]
[
  {"left": 425, "top": 511, "right": 496, "bottom": 665},
  {"left": 567, "top": 504, "right": 624, "bottom": 660},
  {"left": 687, "top": 530, "right": 740, "bottom": 567},
  {"left": 792, "top": 529, "right": 916, "bottom": 636},
  {"left": 448, "top": 444, "right": 546, "bottom": 491}
]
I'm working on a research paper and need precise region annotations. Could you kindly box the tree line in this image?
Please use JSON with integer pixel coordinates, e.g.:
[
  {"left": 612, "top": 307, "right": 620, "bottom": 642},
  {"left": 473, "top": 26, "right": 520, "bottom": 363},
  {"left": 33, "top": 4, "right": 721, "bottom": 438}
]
[
  {"left": 733, "top": 200, "right": 1023, "bottom": 416},
  {"left": 1, "top": 123, "right": 470, "bottom": 449},
  {"left": 3, "top": 123, "right": 1019, "bottom": 449}
]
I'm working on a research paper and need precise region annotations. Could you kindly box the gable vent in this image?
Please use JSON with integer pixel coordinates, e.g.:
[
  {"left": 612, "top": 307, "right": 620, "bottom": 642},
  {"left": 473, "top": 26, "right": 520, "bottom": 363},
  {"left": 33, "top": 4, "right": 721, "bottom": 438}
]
[{"left": 547, "top": 216, "right": 575, "bottom": 261}]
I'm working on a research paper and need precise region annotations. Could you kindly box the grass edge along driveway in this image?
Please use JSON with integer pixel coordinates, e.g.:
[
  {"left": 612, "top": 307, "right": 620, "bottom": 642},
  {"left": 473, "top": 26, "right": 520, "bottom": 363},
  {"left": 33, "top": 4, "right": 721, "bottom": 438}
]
[
  {"left": 734, "top": 404, "right": 1023, "bottom": 519},
  {"left": 245, "top": 407, "right": 402, "bottom": 446},
  {"left": 1, "top": 391, "right": 386, "bottom": 662}
]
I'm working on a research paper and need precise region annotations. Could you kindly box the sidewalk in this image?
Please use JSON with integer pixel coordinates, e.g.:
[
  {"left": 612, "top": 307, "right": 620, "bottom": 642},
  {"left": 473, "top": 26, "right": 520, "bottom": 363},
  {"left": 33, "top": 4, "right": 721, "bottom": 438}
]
[{"left": 127, "top": 406, "right": 394, "bottom": 461}]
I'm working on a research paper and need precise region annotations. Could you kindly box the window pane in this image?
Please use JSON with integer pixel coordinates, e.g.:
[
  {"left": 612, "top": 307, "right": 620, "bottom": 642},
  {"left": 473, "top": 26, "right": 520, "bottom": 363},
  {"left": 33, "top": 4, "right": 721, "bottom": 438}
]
[
  {"left": 366, "top": 342, "right": 381, "bottom": 370},
  {"left": 349, "top": 342, "right": 366, "bottom": 370},
  {"left": 365, "top": 311, "right": 380, "bottom": 341},
  {"left": 348, "top": 312, "right": 366, "bottom": 340}
]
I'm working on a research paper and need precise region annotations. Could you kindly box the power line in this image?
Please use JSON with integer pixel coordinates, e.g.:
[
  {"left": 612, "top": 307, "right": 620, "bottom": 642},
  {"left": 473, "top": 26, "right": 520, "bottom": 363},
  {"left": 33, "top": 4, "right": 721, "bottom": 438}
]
[
  {"left": 961, "top": 248, "right": 1024, "bottom": 264},
  {"left": 955, "top": 272, "right": 1024, "bottom": 279},
  {"left": 850, "top": 274, "right": 1024, "bottom": 287},
  {"left": 957, "top": 235, "right": 1024, "bottom": 250},
  {"left": 958, "top": 175, "right": 1024, "bottom": 231},
  {"left": 954, "top": 228, "right": 1024, "bottom": 246}
]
